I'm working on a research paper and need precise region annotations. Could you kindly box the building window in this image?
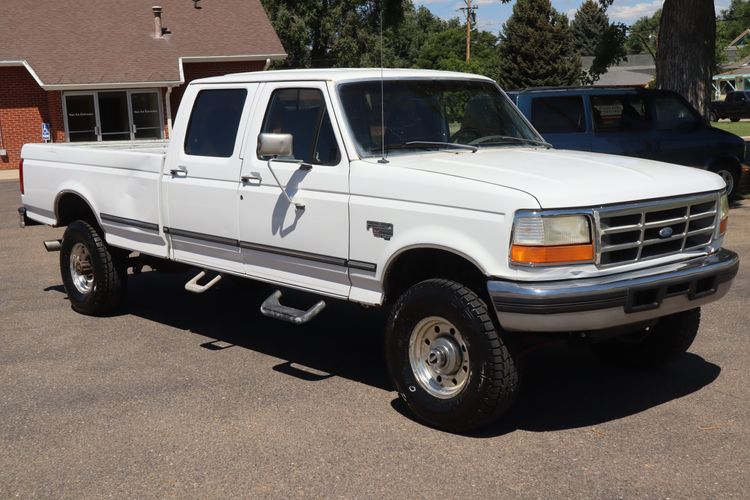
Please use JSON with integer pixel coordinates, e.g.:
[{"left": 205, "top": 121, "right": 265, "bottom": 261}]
[{"left": 63, "top": 90, "right": 164, "bottom": 142}]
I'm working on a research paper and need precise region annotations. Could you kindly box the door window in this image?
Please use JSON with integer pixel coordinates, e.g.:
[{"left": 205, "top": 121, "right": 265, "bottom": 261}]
[
  {"left": 64, "top": 94, "right": 98, "bottom": 142},
  {"left": 64, "top": 90, "right": 164, "bottom": 142},
  {"left": 531, "top": 96, "right": 585, "bottom": 134},
  {"left": 591, "top": 95, "right": 651, "bottom": 132},
  {"left": 184, "top": 89, "right": 248, "bottom": 158},
  {"left": 260, "top": 88, "right": 341, "bottom": 165},
  {"left": 654, "top": 95, "right": 700, "bottom": 130}
]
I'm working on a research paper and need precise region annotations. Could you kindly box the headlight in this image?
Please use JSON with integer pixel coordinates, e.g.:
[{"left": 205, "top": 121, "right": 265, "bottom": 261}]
[
  {"left": 511, "top": 213, "right": 593, "bottom": 265},
  {"left": 719, "top": 193, "right": 729, "bottom": 236}
]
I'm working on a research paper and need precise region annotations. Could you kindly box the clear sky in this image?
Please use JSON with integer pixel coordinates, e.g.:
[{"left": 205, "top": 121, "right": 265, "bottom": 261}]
[{"left": 414, "top": 0, "right": 731, "bottom": 34}]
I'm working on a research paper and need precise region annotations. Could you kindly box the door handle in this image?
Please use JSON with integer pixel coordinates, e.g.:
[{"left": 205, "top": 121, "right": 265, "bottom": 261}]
[
  {"left": 241, "top": 172, "right": 262, "bottom": 186},
  {"left": 170, "top": 165, "right": 188, "bottom": 178}
]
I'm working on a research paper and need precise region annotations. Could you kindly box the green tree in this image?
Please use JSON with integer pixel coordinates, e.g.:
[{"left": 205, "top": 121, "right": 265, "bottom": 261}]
[
  {"left": 416, "top": 26, "right": 501, "bottom": 81},
  {"left": 624, "top": 11, "right": 661, "bottom": 56},
  {"left": 497, "top": 0, "right": 581, "bottom": 88},
  {"left": 570, "top": 0, "right": 609, "bottom": 56}
]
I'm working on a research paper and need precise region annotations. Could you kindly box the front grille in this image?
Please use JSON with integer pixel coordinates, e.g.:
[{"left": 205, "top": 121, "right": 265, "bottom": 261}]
[{"left": 596, "top": 192, "right": 720, "bottom": 267}]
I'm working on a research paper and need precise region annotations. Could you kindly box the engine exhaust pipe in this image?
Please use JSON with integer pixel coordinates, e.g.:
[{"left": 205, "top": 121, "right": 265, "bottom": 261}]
[{"left": 43, "top": 239, "right": 62, "bottom": 252}]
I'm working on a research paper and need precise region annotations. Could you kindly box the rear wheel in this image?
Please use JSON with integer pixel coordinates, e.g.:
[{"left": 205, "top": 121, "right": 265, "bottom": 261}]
[
  {"left": 385, "top": 279, "right": 519, "bottom": 432},
  {"left": 591, "top": 308, "right": 700, "bottom": 368},
  {"left": 730, "top": 117, "right": 740, "bottom": 122},
  {"left": 60, "top": 220, "right": 126, "bottom": 315}
]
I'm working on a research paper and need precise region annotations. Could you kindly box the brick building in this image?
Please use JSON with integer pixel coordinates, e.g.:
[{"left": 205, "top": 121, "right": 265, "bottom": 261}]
[{"left": 0, "top": 0, "right": 285, "bottom": 169}]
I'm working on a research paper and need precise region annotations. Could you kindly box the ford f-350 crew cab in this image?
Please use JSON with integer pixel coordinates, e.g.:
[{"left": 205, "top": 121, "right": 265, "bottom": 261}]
[{"left": 19, "top": 69, "right": 739, "bottom": 432}]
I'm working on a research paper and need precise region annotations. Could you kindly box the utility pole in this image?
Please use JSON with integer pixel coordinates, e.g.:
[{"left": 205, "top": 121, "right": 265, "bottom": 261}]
[{"left": 459, "top": 0, "right": 478, "bottom": 63}]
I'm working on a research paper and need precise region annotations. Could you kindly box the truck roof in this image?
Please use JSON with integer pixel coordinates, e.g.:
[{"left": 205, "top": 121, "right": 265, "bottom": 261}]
[{"left": 191, "top": 68, "right": 495, "bottom": 86}]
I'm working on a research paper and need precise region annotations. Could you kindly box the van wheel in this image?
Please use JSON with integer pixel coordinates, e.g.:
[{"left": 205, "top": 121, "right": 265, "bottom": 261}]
[
  {"left": 60, "top": 220, "right": 127, "bottom": 315},
  {"left": 709, "top": 164, "right": 740, "bottom": 199},
  {"left": 591, "top": 308, "right": 700, "bottom": 368},
  {"left": 385, "top": 279, "right": 519, "bottom": 432}
]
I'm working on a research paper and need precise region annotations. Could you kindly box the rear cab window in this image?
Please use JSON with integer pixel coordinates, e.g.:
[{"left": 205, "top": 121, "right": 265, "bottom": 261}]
[
  {"left": 530, "top": 96, "right": 586, "bottom": 134},
  {"left": 591, "top": 94, "right": 652, "bottom": 132},
  {"left": 184, "top": 89, "right": 248, "bottom": 157},
  {"left": 259, "top": 88, "right": 341, "bottom": 166}
]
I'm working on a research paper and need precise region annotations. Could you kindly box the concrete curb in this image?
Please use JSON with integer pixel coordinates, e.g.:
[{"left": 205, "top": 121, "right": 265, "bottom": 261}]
[{"left": 0, "top": 170, "right": 19, "bottom": 181}]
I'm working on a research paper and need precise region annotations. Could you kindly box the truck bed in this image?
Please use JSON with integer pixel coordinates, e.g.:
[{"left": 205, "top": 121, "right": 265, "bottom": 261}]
[{"left": 21, "top": 140, "right": 170, "bottom": 257}]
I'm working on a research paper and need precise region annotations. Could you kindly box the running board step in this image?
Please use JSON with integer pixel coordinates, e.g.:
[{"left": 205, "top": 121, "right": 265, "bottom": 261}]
[
  {"left": 260, "top": 290, "right": 326, "bottom": 325},
  {"left": 184, "top": 270, "right": 222, "bottom": 294}
]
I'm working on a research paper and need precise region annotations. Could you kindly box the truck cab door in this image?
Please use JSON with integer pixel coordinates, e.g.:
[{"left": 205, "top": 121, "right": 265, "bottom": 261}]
[
  {"left": 163, "top": 84, "right": 257, "bottom": 272},
  {"left": 238, "top": 83, "right": 351, "bottom": 297}
]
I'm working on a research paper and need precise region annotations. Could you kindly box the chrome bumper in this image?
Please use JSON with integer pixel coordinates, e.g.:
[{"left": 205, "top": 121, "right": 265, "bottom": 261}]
[{"left": 488, "top": 249, "right": 739, "bottom": 332}]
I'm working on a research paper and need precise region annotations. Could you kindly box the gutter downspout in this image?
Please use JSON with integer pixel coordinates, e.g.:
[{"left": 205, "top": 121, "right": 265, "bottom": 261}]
[
  {"left": 165, "top": 86, "right": 173, "bottom": 137},
  {"left": 264, "top": 58, "right": 271, "bottom": 71}
]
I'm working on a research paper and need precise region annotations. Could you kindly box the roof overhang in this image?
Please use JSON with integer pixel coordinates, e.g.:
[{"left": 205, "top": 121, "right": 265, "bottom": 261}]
[{"left": 1, "top": 53, "right": 286, "bottom": 91}]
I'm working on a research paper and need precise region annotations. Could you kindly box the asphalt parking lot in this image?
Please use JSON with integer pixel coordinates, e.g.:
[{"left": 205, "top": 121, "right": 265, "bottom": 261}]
[{"left": 1, "top": 178, "right": 749, "bottom": 498}]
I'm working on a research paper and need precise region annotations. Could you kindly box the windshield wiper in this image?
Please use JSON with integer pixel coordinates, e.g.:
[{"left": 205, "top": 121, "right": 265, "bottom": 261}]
[
  {"left": 376, "top": 141, "right": 478, "bottom": 153},
  {"left": 474, "top": 135, "right": 553, "bottom": 148},
  {"left": 405, "top": 141, "right": 478, "bottom": 152}
]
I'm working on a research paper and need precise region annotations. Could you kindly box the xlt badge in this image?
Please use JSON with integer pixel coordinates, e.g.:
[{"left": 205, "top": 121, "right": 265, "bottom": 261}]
[{"left": 367, "top": 221, "right": 393, "bottom": 240}]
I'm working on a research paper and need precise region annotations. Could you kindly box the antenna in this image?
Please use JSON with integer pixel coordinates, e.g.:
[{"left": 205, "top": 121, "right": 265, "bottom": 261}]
[{"left": 377, "top": 2, "right": 388, "bottom": 164}]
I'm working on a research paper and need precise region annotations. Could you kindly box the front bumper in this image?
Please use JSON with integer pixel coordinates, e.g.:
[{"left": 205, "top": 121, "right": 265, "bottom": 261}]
[{"left": 488, "top": 249, "right": 739, "bottom": 332}]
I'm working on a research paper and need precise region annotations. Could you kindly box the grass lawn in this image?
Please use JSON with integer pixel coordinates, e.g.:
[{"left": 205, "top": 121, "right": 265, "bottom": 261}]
[{"left": 712, "top": 120, "right": 750, "bottom": 137}]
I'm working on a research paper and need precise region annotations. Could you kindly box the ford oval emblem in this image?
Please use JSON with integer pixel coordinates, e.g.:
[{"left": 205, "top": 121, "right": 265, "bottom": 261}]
[{"left": 659, "top": 227, "right": 674, "bottom": 239}]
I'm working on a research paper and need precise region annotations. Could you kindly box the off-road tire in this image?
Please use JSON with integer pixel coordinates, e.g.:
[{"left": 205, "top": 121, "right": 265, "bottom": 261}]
[
  {"left": 591, "top": 308, "right": 700, "bottom": 368},
  {"left": 385, "top": 279, "right": 519, "bottom": 432},
  {"left": 60, "top": 220, "right": 126, "bottom": 315}
]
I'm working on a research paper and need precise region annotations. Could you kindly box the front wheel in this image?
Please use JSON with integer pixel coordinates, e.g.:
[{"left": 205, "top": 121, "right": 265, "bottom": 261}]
[
  {"left": 709, "top": 164, "right": 741, "bottom": 200},
  {"left": 709, "top": 111, "right": 719, "bottom": 122},
  {"left": 385, "top": 279, "right": 519, "bottom": 432},
  {"left": 60, "top": 220, "right": 127, "bottom": 315},
  {"left": 591, "top": 308, "right": 700, "bottom": 368}
]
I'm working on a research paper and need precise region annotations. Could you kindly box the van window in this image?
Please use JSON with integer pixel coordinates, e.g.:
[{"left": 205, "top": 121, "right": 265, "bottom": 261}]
[
  {"left": 260, "top": 88, "right": 341, "bottom": 166},
  {"left": 184, "top": 89, "right": 247, "bottom": 158},
  {"left": 591, "top": 95, "right": 651, "bottom": 132},
  {"left": 531, "top": 96, "right": 585, "bottom": 134},
  {"left": 654, "top": 95, "right": 700, "bottom": 130}
]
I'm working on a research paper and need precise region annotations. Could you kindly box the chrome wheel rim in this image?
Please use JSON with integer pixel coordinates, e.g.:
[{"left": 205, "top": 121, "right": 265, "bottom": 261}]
[
  {"left": 408, "top": 316, "right": 470, "bottom": 399},
  {"left": 69, "top": 242, "right": 94, "bottom": 294},
  {"left": 717, "top": 169, "right": 734, "bottom": 195}
]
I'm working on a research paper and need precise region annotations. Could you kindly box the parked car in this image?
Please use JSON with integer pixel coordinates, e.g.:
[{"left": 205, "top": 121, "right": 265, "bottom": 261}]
[
  {"left": 710, "top": 90, "right": 750, "bottom": 122},
  {"left": 508, "top": 87, "right": 745, "bottom": 199},
  {"left": 19, "top": 69, "right": 738, "bottom": 432}
]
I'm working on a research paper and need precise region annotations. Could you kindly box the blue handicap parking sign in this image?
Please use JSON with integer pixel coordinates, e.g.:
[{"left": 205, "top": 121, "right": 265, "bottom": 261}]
[{"left": 41, "top": 123, "right": 51, "bottom": 141}]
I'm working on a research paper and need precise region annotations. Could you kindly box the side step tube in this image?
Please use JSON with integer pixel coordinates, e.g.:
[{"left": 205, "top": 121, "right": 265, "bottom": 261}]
[
  {"left": 43, "top": 239, "right": 62, "bottom": 252},
  {"left": 185, "top": 270, "right": 222, "bottom": 294},
  {"left": 260, "top": 290, "right": 326, "bottom": 325}
]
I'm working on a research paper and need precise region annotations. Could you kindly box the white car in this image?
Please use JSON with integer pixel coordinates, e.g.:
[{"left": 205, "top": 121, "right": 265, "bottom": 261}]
[{"left": 19, "top": 69, "right": 739, "bottom": 432}]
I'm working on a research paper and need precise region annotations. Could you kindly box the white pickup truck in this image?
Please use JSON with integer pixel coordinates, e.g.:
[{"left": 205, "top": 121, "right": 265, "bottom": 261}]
[{"left": 19, "top": 69, "right": 739, "bottom": 432}]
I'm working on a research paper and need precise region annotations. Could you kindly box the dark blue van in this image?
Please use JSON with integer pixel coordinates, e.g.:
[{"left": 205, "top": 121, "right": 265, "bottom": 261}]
[{"left": 508, "top": 87, "right": 746, "bottom": 198}]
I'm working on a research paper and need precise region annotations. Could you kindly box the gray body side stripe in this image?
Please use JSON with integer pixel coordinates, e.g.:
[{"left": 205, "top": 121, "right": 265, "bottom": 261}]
[
  {"left": 100, "top": 213, "right": 159, "bottom": 232},
  {"left": 164, "top": 226, "right": 377, "bottom": 273}
]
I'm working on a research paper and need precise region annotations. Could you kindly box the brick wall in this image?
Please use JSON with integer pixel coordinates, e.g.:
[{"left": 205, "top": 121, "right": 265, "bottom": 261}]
[{"left": 0, "top": 67, "right": 58, "bottom": 170}]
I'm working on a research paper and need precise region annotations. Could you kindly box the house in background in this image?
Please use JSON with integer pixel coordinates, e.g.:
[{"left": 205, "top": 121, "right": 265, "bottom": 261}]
[
  {"left": 0, "top": 0, "right": 285, "bottom": 169},
  {"left": 581, "top": 54, "right": 655, "bottom": 87}
]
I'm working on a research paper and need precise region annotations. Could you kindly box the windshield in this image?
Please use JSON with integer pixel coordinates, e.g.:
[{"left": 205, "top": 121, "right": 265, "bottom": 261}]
[{"left": 337, "top": 79, "right": 542, "bottom": 157}]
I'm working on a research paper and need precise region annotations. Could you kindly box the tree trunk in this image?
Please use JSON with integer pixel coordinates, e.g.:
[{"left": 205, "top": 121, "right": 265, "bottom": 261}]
[{"left": 656, "top": 0, "right": 715, "bottom": 117}]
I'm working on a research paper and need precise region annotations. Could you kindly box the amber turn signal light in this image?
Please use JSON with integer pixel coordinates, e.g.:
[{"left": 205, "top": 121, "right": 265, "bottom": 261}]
[{"left": 511, "top": 243, "right": 594, "bottom": 265}]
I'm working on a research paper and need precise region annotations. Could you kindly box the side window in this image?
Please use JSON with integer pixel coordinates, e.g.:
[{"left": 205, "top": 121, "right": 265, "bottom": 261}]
[
  {"left": 591, "top": 95, "right": 651, "bottom": 132},
  {"left": 654, "top": 96, "right": 700, "bottom": 130},
  {"left": 184, "top": 89, "right": 247, "bottom": 158},
  {"left": 260, "top": 88, "right": 341, "bottom": 166},
  {"left": 530, "top": 96, "right": 585, "bottom": 134}
]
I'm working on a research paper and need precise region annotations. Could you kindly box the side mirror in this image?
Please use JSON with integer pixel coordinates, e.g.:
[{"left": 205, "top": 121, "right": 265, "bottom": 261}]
[{"left": 258, "top": 133, "right": 293, "bottom": 157}]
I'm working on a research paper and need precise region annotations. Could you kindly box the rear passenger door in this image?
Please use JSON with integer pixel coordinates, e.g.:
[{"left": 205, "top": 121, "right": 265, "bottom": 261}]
[
  {"left": 589, "top": 94, "right": 656, "bottom": 159},
  {"left": 237, "top": 83, "right": 351, "bottom": 297},
  {"left": 529, "top": 95, "right": 591, "bottom": 151},
  {"left": 163, "top": 84, "right": 257, "bottom": 272}
]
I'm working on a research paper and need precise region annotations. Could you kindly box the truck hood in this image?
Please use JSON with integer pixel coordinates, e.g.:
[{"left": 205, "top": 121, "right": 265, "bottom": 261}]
[{"left": 384, "top": 148, "right": 726, "bottom": 208}]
